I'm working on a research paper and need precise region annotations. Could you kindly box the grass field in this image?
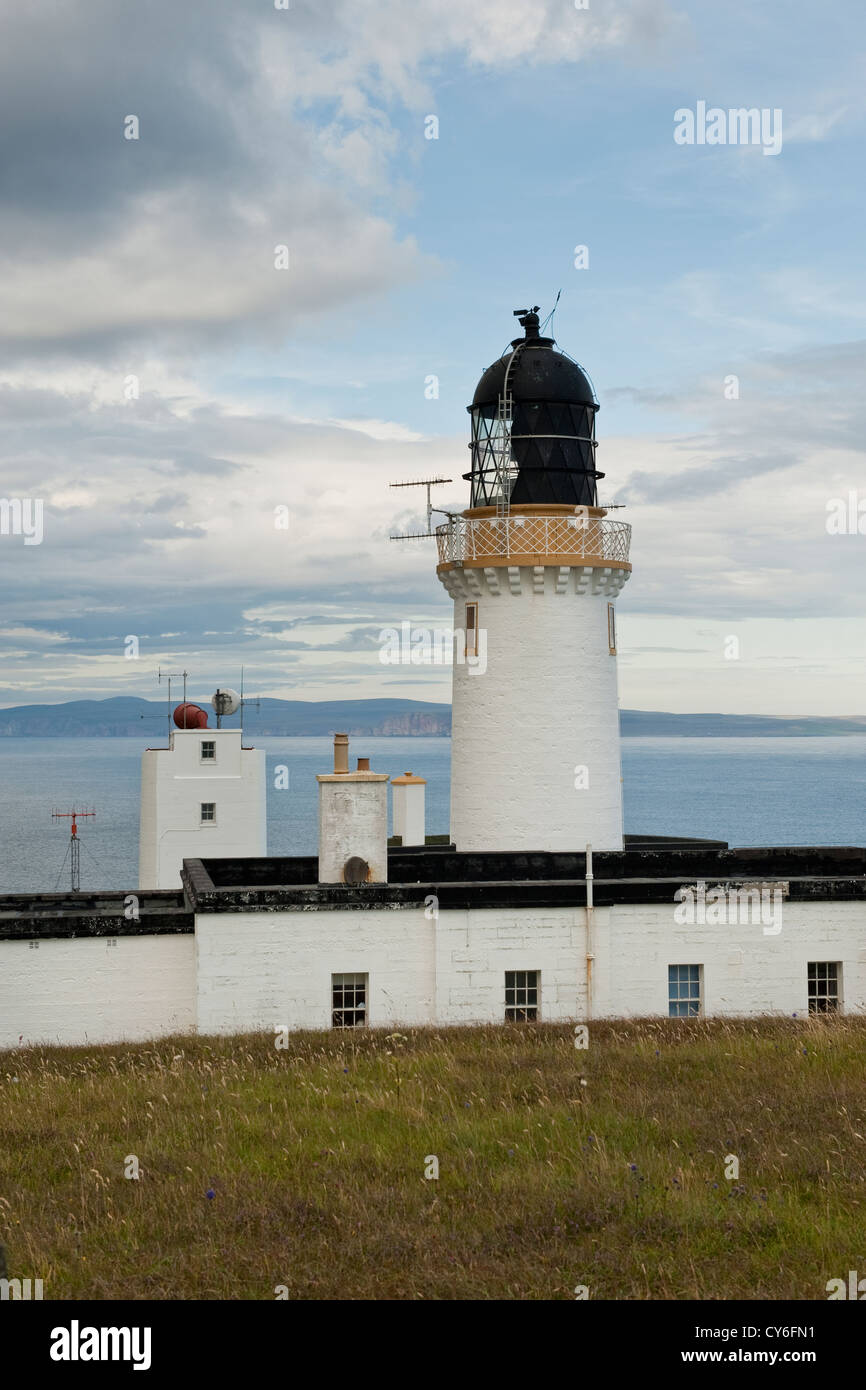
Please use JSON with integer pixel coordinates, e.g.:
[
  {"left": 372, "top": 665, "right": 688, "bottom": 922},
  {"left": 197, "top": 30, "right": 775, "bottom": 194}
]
[{"left": 2, "top": 1016, "right": 865, "bottom": 1300}]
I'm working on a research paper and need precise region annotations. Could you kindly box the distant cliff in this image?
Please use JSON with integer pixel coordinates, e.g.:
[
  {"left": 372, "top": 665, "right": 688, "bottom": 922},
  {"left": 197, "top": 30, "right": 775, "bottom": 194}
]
[
  {"left": 620, "top": 710, "right": 866, "bottom": 737},
  {"left": 0, "top": 697, "right": 863, "bottom": 738}
]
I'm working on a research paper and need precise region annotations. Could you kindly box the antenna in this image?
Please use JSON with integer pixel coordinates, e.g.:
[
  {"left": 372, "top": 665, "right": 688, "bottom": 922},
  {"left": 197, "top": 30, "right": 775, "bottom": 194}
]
[
  {"left": 388, "top": 477, "right": 453, "bottom": 541},
  {"left": 542, "top": 289, "right": 561, "bottom": 337},
  {"left": 211, "top": 686, "right": 240, "bottom": 730},
  {"left": 158, "top": 666, "right": 189, "bottom": 741},
  {"left": 238, "top": 667, "right": 260, "bottom": 735},
  {"left": 52, "top": 807, "right": 96, "bottom": 892},
  {"left": 209, "top": 672, "right": 260, "bottom": 732}
]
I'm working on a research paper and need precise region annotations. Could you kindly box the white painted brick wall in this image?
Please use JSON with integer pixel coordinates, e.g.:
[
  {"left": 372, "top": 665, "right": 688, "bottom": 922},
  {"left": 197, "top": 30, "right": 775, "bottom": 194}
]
[
  {"left": 317, "top": 776, "right": 389, "bottom": 883},
  {"left": 195, "top": 903, "right": 588, "bottom": 1033},
  {"left": 0, "top": 935, "right": 196, "bottom": 1047},
  {"left": 139, "top": 729, "right": 266, "bottom": 889},
  {"left": 448, "top": 566, "right": 626, "bottom": 852},
  {"left": 4, "top": 897, "right": 864, "bottom": 1049},
  {"left": 196, "top": 898, "right": 866, "bottom": 1034},
  {"left": 592, "top": 901, "right": 866, "bottom": 1018},
  {"left": 195, "top": 908, "right": 436, "bottom": 1034}
]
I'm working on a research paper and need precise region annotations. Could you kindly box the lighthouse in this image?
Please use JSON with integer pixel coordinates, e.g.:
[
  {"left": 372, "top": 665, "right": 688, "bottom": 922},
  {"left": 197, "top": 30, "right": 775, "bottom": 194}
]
[{"left": 435, "top": 308, "right": 632, "bottom": 853}]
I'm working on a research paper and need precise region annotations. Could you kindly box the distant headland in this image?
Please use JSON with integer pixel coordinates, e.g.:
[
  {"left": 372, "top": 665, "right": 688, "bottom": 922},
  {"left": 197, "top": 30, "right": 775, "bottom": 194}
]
[{"left": 0, "top": 697, "right": 863, "bottom": 738}]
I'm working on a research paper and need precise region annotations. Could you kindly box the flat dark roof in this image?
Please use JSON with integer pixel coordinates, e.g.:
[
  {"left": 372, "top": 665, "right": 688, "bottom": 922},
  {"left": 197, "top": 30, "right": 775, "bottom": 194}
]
[
  {"left": 0, "top": 890, "right": 191, "bottom": 940},
  {"left": 182, "top": 843, "right": 866, "bottom": 914},
  {"left": 4, "top": 843, "right": 864, "bottom": 937}
]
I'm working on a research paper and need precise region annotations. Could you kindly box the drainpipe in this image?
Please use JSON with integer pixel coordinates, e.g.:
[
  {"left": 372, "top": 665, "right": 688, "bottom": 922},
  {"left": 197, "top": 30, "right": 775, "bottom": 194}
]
[{"left": 585, "top": 842, "right": 594, "bottom": 1020}]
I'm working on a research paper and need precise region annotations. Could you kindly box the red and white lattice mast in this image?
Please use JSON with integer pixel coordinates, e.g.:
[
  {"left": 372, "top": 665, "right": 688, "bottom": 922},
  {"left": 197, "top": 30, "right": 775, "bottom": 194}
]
[{"left": 52, "top": 807, "right": 96, "bottom": 892}]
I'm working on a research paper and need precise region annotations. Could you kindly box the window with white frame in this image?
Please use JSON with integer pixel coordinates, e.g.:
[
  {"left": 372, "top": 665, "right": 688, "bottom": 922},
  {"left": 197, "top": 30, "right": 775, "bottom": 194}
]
[
  {"left": 668, "top": 964, "right": 702, "bottom": 1017},
  {"left": 465, "top": 602, "right": 479, "bottom": 658},
  {"left": 201, "top": 739, "right": 216, "bottom": 761},
  {"left": 808, "top": 962, "right": 840, "bottom": 1013},
  {"left": 607, "top": 602, "right": 617, "bottom": 654},
  {"left": 505, "top": 970, "right": 539, "bottom": 1022},
  {"left": 332, "top": 973, "right": 367, "bottom": 1028},
  {"left": 200, "top": 802, "right": 216, "bottom": 824}
]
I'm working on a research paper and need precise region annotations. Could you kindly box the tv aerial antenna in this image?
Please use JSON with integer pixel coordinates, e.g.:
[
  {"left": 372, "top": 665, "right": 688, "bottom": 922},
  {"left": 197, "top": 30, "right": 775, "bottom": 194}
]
[
  {"left": 388, "top": 477, "right": 455, "bottom": 541},
  {"left": 157, "top": 666, "right": 189, "bottom": 740},
  {"left": 539, "top": 288, "right": 562, "bottom": 336}
]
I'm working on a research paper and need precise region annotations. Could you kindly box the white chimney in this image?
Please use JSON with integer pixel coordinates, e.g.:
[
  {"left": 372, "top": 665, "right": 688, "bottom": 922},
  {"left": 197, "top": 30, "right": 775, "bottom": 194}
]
[
  {"left": 317, "top": 735, "right": 390, "bottom": 884},
  {"left": 391, "top": 772, "right": 426, "bottom": 846}
]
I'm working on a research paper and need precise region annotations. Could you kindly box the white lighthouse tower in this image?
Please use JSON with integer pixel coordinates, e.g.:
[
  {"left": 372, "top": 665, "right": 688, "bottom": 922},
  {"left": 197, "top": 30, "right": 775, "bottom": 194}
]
[{"left": 435, "top": 308, "right": 632, "bottom": 853}]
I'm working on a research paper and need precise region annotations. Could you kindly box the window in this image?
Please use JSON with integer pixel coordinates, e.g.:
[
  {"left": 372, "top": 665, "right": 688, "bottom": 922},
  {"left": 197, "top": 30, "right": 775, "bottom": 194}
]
[
  {"left": 669, "top": 964, "right": 702, "bottom": 1017},
  {"left": 465, "top": 602, "right": 479, "bottom": 658},
  {"left": 200, "top": 802, "right": 215, "bottom": 824},
  {"left": 505, "top": 970, "right": 539, "bottom": 1022},
  {"left": 332, "top": 973, "right": 367, "bottom": 1028},
  {"left": 607, "top": 602, "right": 617, "bottom": 654},
  {"left": 808, "top": 962, "right": 840, "bottom": 1013},
  {"left": 201, "top": 740, "right": 216, "bottom": 761}
]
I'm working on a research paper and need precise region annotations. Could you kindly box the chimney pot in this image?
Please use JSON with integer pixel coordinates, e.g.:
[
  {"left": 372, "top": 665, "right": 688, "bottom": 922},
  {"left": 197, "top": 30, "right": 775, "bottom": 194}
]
[
  {"left": 333, "top": 732, "right": 349, "bottom": 774},
  {"left": 357, "top": 756, "right": 370, "bottom": 772}
]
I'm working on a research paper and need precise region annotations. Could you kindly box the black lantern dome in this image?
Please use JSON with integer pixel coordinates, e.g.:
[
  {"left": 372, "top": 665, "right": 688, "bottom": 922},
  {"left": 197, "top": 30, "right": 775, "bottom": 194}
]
[{"left": 466, "top": 308, "right": 602, "bottom": 508}]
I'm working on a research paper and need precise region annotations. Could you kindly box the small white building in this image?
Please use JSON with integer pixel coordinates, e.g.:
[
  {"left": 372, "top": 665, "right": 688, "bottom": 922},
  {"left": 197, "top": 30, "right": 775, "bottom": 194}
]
[{"left": 139, "top": 719, "right": 266, "bottom": 890}]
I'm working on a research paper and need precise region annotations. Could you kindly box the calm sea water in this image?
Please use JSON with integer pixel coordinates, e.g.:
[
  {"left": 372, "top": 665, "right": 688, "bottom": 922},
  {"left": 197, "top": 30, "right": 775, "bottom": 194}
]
[{"left": 0, "top": 735, "right": 864, "bottom": 893}]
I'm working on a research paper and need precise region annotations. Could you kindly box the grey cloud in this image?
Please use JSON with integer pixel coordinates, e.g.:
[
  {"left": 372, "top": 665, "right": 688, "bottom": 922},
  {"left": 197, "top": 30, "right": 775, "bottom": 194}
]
[
  {"left": 0, "top": 0, "right": 682, "bottom": 361},
  {"left": 606, "top": 386, "right": 682, "bottom": 408}
]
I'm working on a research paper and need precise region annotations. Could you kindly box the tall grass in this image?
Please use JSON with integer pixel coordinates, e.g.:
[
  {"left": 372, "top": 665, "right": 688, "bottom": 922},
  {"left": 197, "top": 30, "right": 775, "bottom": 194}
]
[{"left": 1, "top": 1016, "right": 865, "bottom": 1299}]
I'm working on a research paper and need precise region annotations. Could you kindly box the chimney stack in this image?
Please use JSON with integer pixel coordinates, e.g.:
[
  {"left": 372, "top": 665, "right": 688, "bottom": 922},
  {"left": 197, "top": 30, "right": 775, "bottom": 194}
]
[
  {"left": 317, "top": 736, "right": 389, "bottom": 883},
  {"left": 391, "top": 772, "right": 426, "bottom": 847}
]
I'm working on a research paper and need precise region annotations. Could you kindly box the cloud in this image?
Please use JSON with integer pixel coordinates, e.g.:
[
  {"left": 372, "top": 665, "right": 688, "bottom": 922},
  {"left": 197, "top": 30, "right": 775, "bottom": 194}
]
[
  {"left": 785, "top": 107, "right": 850, "bottom": 143},
  {"left": 0, "top": 0, "right": 683, "bottom": 360},
  {"left": 0, "top": 627, "right": 70, "bottom": 645},
  {"left": 0, "top": 0, "right": 858, "bottom": 717},
  {"left": 0, "top": 377, "right": 463, "bottom": 701},
  {"left": 0, "top": 318, "right": 864, "bottom": 705},
  {"left": 328, "top": 418, "right": 428, "bottom": 442},
  {"left": 600, "top": 333, "right": 866, "bottom": 623}
]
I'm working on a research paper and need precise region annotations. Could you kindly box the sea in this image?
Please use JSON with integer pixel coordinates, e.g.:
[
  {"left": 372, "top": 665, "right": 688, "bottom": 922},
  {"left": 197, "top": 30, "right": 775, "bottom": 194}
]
[{"left": 0, "top": 735, "right": 864, "bottom": 894}]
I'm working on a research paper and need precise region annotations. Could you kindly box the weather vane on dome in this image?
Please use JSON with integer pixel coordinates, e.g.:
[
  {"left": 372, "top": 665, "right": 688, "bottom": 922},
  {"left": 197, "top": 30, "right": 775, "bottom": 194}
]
[{"left": 513, "top": 306, "right": 541, "bottom": 339}]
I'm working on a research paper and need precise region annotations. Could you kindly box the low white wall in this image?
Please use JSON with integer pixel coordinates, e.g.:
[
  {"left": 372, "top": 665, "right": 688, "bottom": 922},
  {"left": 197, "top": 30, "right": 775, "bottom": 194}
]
[
  {"left": 596, "top": 900, "right": 866, "bottom": 1018},
  {"left": 433, "top": 907, "right": 586, "bottom": 1023},
  {"left": 0, "top": 935, "right": 196, "bottom": 1049},
  {"left": 197, "top": 898, "right": 866, "bottom": 1036},
  {"left": 196, "top": 908, "right": 436, "bottom": 1034},
  {"left": 195, "top": 904, "right": 590, "bottom": 1034},
  {"left": 5, "top": 898, "right": 865, "bottom": 1050}
]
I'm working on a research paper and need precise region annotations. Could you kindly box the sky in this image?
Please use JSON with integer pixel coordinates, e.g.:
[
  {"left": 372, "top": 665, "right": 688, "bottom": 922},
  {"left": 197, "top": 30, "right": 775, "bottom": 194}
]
[{"left": 0, "top": 0, "right": 864, "bottom": 715}]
